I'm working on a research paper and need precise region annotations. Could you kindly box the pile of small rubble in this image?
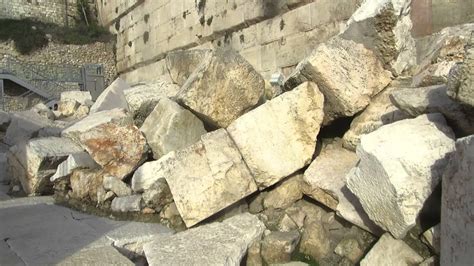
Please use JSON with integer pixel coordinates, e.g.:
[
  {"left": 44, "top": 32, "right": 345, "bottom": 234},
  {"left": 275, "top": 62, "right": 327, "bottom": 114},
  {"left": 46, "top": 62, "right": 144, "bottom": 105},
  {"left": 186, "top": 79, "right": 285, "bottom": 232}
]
[{"left": 1, "top": 0, "right": 473, "bottom": 265}]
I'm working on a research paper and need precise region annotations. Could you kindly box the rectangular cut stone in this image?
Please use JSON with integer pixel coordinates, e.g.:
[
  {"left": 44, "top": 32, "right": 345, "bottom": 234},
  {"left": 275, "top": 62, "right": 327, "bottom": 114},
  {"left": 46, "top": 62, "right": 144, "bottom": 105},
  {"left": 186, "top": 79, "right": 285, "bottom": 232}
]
[
  {"left": 227, "top": 82, "right": 324, "bottom": 189},
  {"left": 156, "top": 129, "right": 257, "bottom": 227}
]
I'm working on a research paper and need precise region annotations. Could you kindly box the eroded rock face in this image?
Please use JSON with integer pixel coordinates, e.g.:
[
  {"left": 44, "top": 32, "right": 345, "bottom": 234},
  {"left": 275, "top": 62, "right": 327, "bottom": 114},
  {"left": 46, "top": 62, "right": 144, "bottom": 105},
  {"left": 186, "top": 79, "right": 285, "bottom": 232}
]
[
  {"left": 140, "top": 98, "right": 206, "bottom": 160},
  {"left": 111, "top": 195, "right": 142, "bottom": 212},
  {"left": 261, "top": 231, "right": 301, "bottom": 264},
  {"left": 390, "top": 85, "right": 474, "bottom": 136},
  {"left": 50, "top": 152, "right": 98, "bottom": 182},
  {"left": 60, "top": 91, "right": 93, "bottom": 106},
  {"left": 441, "top": 135, "right": 474, "bottom": 266},
  {"left": 347, "top": 114, "right": 455, "bottom": 238},
  {"left": 90, "top": 78, "right": 130, "bottom": 114},
  {"left": 360, "top": 234, "right": 423, "bottom": 265},
  {"left": 4, "top": 111, "right": 52, "bottom": 146},
  {"left": 8, "top": 137, "right": 83, "bottom": 195},
  {"left": 447, "top": 33, "right": 474, "bottom": 108},
  {"left": 79, "top": 122, "right": 147, "bottom": 180},
  {"left": 263, "top": 174, "right": 303, "bottom": 210},
  {"left": 143, "top": 213, "right": 265, "bottom": 266},
  {"left": 285, "top": 37, "right": 392, "bottom": 124},
  {"left": 342, "top": 0, "right": 416, "bottom": 75},
  {"left": 342, "top": 86, "right": 409, "bottom": 151},
  {"left": 142, "top": 129, "right": 257, "bottom": 227},
  {"left": 177, "top": 49, "right": 264, "bottom": 128},
  {"left": 70, "top": 169, "right": 103, "bottom": 202},
  {"left": 228, "top": 82, "right": 324, "bottom": 189},
  {"left": 165, "top": 50, "right": 212, "bottom": 86},
  {"left": 124, "top": 81, "right": 180, "bottom": 127}
]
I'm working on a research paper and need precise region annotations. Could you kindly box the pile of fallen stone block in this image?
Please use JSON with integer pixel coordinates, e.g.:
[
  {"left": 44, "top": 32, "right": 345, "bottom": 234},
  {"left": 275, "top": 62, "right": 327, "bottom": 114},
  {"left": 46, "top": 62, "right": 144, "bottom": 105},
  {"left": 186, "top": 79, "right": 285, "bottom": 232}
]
[{"left": 1, "top": 0, "right": 473, "bottom": 265}]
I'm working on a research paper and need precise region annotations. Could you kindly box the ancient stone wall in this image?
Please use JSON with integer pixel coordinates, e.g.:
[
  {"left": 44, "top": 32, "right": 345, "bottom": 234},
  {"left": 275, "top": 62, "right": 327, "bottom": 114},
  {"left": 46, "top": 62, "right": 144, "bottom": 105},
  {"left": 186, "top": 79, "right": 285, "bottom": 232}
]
[
  {"left": 104, "top": 0, "right": 362, "bottom": 84},
  {"left": 0, "top": 0, "right": 78, "bottom": 26}
]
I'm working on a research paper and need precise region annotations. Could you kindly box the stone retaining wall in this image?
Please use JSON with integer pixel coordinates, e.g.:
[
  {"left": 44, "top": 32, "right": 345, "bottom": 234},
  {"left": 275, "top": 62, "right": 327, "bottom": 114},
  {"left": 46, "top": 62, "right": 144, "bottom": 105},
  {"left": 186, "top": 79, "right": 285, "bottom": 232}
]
[{"left": 0, "top": 0, "right": 78, "bottom": 26}]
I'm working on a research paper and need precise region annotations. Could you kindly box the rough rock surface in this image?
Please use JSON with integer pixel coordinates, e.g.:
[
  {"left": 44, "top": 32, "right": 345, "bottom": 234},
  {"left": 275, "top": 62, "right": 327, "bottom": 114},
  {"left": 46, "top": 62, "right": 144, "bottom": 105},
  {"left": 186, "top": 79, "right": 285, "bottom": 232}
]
[
  {"left": 50, "top": 152, "right": 98, "bottom": 182},
  {"left": 60, "top": 91, "right": 93, "bottom": 106},
  {"left": 140, "top": 97, "right": 206, "bottom": 159},
  {"left": 165, "top": 49, "right": 212, "bottom": 86},
  {"left": 32, "top": 103, "right": 54, "bottom": 120},
  {"left": 360, "top": 234, "right": 423, "bottom": 265},
  {"left": 441, "top": 135, "right": 474, "bottom": 266},
  {"left": 342, "top": 0, "right": 416, "bottom": 75},
  {"left": 70, "top": 169, "right": 103, "bottom": 202},
  {"left": 228, "top": 82, "right": 324, "bottom": 189},
  {"left": 8, "top": 137, "right": 83, "bottom": 195},
  {"left": 390, "top": 85, "right": 474, "bottom": 136},
  {"left": 90, "top": 78, "right": 130, "bottom": 114},
  {"left": 62, "top": 108, "right": 133, "bottom": 142},
  {"left": 303, "top": 140, "right": 383, "bottom": 235},
  {"left": 342, "top": 86, "right": 409, "bottom": 150},
  {"left": 261, "top": 231, "right": 301, "bottom": 264},
  {"left": 153, "top": 129, "right": 257, "bottom": 227},
  {"left": 4, "top": 111, "right": 52, "bottom": 146},
  {"left": 78, "top": 122, "right": 147, "bottom": 179},
  {"left": 111, "top": 195, "right": 142, "bottom": 212},
  {"left": 347, "top": 114, "right": 455, "bottom": 238},
  {"left": 0, "top": 110, "right": 11, "bottom": 131},
  {"left": 446, "top": 33, "right": 474, "bottom": 107},
  {"left": 124, "top": 81, "right": 180, "bottom": 126},
  {"left": 285, "top": 37, "right": 392, "bottom": 124},
  {"left": 177, "top": 49, "right": 264, "bottom": 128},
  {"left": 143, "top": 213, "right": 265, "bottom": 266},
  {"left": 264, "top": 174, "right": 303, "bottom": 210},
  {"left": 141, "top": 179, "right": 173, "bottom": 211},
  {"left": 103, "top": 175, "right": 132, "bottom": 197}
]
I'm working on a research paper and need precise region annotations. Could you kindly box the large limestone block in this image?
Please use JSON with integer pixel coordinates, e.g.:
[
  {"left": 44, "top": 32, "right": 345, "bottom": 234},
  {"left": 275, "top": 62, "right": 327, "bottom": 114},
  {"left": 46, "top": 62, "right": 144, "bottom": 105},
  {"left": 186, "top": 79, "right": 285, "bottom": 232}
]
[
  {"left": 441, "top": 135, "right": 474, "bottom": 266},
  {"left": 50, "top": 152, "right": 99, "bottom": 182},
  {"left": 342, "top": 86, "right": 409, "bottom": 151},
  {"left": 285, "top": 37, "right": 392, "bottom": 124},
  {"left": 70, "top": 169, "right": 103, "bottom": 202},
  {"left": 8, "top": 137, "right": 83, "bottom": 195},
  {"left": 143, "top": 213, "right": 265, "bottom": 266},
  {"left": 78, "top": 122, "right": 147, "bottom": 180},
  {"left": 447, "top": 33, "right": 474, "bottom": 108},
  {"left": 0, "top": 110, "right": 11, "bottom": 131},
  {"left": 60, "top": 91, "right": 92, "bottom": 106},
  {"left": 177, "top": 49, "right": 264, "bottom": 128},
  {"left": 140, "top": 98, "right": 206, "bottom": 159},
  {"left": 360, "top": 233, "right": 423, "bottom": 265},
  {"left": 62, "top": 108, "right": 132, "bottom": 142},
  {"left": 390, "top": 85, "right": 474, "bottom": 136},
  {"left": 136, "top": 129, "right": 257, "bottom": 227},
  {"left": 228, "top": 82, "right": 324, "bottom": 189},
  {"left": 342, "top": 0, "right": 416, "bottom": 75},
  {"left": 124, "top": 80, "right": 180, "bottom": 126},
  {"left": 303, "top": 140, "right": 383, "bottom": 235},
  {"left": 165, "top": 50, "right": 212, "bottom": 86},
  {"left": 263, "top": 174, "right": 303, "bottom": 210},
  {"left": 347, "top": 114, "right": 456, "bottom": 238},
  {"left": 4, "top": 111, "right": 52, "bottom": 146},
  {"left": 90, "top": 78, "right": 130, "bottom": 114}
]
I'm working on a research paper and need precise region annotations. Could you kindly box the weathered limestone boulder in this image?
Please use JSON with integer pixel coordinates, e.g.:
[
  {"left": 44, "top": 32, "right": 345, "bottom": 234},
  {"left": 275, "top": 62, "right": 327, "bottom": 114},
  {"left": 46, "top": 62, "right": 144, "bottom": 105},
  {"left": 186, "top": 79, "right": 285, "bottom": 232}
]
[
  {"left": 228, "top": 82, "right": 324, "bottom": 189},
  {"left": 246, "top": 239, "right": 263, "bottom": 266},
  {"left": 441, "top": 135, "right": 474, "bottom": 266},
  {"left": 50, "top": 152, "right": 98, "bottom": 182},
  {"left": 421, "top": 225, "right": 440, "bottom": 254},
  {"left": 145, "top": 129, "right": 257, "bottom": 227},
  {"left": 69, "top": 169, "right": 104, "bottom": 202},
  {"left": 90, "top": 78, "right": 130, "bottom": 114},
  {"left": 78, "top": 122, "right": 147, "bottom": 180},
  {"left": 360, "top": 234, "right": 423, "bottom": 265},
  {"left": 176, "top": 49, "right": 264, "bottom": 128},
  {"left": 165, "top": 50, "right": 212, "bottom": 86},
  {"left": 143, "top": 213, "right": 265, "bottom": 266},
  {"left": 285, "top": 37, "right": 392, "bottom": 124},
  {"left": 131, "top": 161, "right": 163, "bottom": 193},
  {"left": 390, "top": 85, "right": 474, "bottom": 136},
  {"left": 111, "top": 195, "right": 142, "bottom": 212},
  {"left": 8, "top": 137, "right": 83, "bottom": 195},
  {"left": 32, "top": 103, "right": 54, "bottom": 120},
  {"left": 62, "top": 108, "right": 132, "bottom": 142},
  {"left": 341, "top": 0, "right": 416, "bottom": 75},
  {"left": 124, "top": 81, "right": 180, "bottom": 126},
  {"left": 261, "top": 231, "right": 301, "bottom": 264},
  {"left": 347, "top": 114, "right": 456, "bottom": 238},
  {"left": 447, "top": 33, "right": 474, "bottom": 108},
  {"left": 140, "top": 98, "right": 206, "bottom": 159},
  {"left": 4, "top": 111, "right": 52, "bottom": 146},
  {"left": 263, "top": 174, "right": 303, "bottom": 210},
  {"left": 60, "top": 91, "right": 92, "bottom": 106},
  {"left": 412, "top": 61, "right": 457, "bottom": 87},
  {"left": 342, "top": 86, "right": 409, "bottom": 150},
  {"left": 103, "top": 175, "right": 132, "bottom": 197},
  {"left": 141, "top": 179, "right": 173, "bottom": 211},
  {"left": 58, "top": 100, "right": 80, "bottom": 117},
  {"left": 303, "top": 140, "right": 383, "bottom": 235}
]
